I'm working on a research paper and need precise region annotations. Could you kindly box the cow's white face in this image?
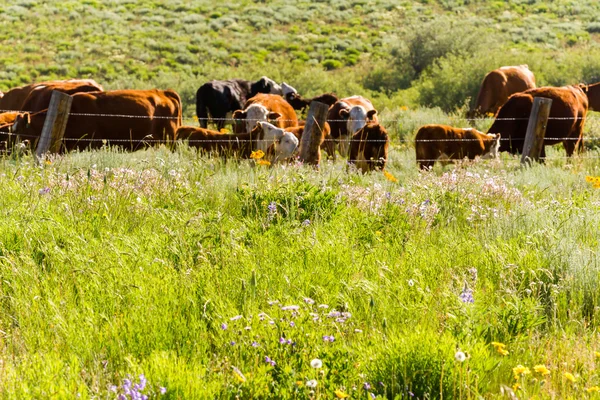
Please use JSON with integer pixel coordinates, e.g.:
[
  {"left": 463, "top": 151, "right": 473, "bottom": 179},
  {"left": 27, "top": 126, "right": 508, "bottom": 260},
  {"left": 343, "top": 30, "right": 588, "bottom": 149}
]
[
  {"left": 256, "top": 121, "right": 298, "bottom": 160},
  {"left": 261, "top": 76, "right": 283, "bottom": 95},
  {"left": 482, "top": 133, "right": 501, "bottom": 159},
  {"left": 245, "top": 104, "right": 271, "bottom": 134},
  {"left": 281, "top": 82, "right": 297, "bottom": 98}
]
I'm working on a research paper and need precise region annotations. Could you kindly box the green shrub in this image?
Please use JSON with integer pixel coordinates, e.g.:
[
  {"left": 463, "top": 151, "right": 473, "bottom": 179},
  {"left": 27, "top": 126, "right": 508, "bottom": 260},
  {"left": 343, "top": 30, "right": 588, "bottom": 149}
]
[{"left": 322, "top": 59, "right": 343, "bottom": 70}]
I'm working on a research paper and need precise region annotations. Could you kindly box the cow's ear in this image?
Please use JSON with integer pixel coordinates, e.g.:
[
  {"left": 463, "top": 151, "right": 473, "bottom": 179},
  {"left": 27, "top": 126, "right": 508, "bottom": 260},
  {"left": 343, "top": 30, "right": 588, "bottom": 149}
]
[
  {"left": 367, "top": 110, "right": 377, "bottom": 120},
  {"left": 267, "top": 112, "right": 281, "bottom": 120},
  {"left": 339, "top": 109, "right": 350, "bottom": 119},
  {"left": 232, "top": 110, "right": 246, "bottom": 119},
  {"left": 495, "top": 133, "right": 501, "bottom": 140}
]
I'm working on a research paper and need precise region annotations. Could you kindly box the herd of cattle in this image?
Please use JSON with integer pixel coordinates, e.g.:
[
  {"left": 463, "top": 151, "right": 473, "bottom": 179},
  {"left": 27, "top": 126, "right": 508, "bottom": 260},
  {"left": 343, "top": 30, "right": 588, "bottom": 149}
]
[{"left": 0, "top": 64, "right": 598, "bottom": 171}]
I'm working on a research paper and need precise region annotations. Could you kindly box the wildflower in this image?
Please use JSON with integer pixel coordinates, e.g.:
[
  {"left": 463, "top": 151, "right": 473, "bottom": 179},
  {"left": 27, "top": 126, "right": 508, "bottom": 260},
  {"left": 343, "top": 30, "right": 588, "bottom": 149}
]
[
  {"left": 322, "top": 335, "right": 335, "bottom": 342},
  {"left": 110, "top": 385, "right": 117, "bottom": 392},
  {"left": 513, "top": 365, "right": 531, "bottom": 380},
  {"left": 250, "top": 150, "right": 265, "bottom": 159},
  {"left": 595, "top": 351, "right": 600, "bottom": 358},
  {"left": 296, "top": 381, "right": 303, "bottom": 386},
  {"left": 221, "top": 323, "right": 227, "bottom": 330},
  {"left": 455, "top": 351, "right": 466, "bottom": 362},
  {"left": 257, "top": 159, "right": 271, "bottom": 166},
  {"left": 512, "top": 383, "right": 520, "bottom": 391},
  {"left": 564, "top": 372, "right": 576, "bottom": 383},
  {"left": 318, "top": 304, "right": 329, "bottom": 309},
  {"left": 491, "top": 342, "right": 509, "bottom": 356},
  {"left": 459, "top": 285, "right": 474, "bottom": 304},
  {"left": 586, "top": 176, "right": 594, "bottom": 182},
  {"left": 159, "top": 387, "right": 167, "bottom": 395},
  {"left": 335, "top": 389, "right": 350, "bottom": 398},
  {"left": 587, "top": 386, "right": 600, "bottom": 393},
  {"left": 281, "top": 305, "right": 300, "bottom": 311},
  {"left": 265, "top": 356, "right": 276, "bottom": 367},
  {"left": 370, "top": 393, "right": 376, "bottom": 399},
  {"left": 383, "top": 170, "right": 398, "bottom": 183},
  {"left": 354, "top": 329, "right": 363, "bottom": 333},
  {"left": 251, "top": 341, "right": 259, "bottom": 347},
  {"left": 230, "top": 341, "right": 236, "bottom": 346},
  {"left": 310, "top": 358, "right": 323, "bottom": 369},
  {"left": 39, "top": 187, "right": 50, "bottom": 195},
  {"left": 408, "top": 279, "right": 415, "bottom": 287},
  {"left": 302, "top": 219, "right": 311, "bottom": 226},
  {"left": 363, "top": 382, "right": 371, "bottom": 390},
  {"left": 327, "top": 311, "right": 341, "bottom": 318},
  {"left": 533, "top": 365, "right": 550, "bottom": 376},
  {"left": 304, "top": 297, "right": 315, "bottom": 305},
  {"left": 230, "top": 315, "right": 242, "bottom": 321},
  {"left": 306, "top": 379, "right": 318, "bottom": 388},
  {"left": 267, "top": 300, "right": 280, "bottom": 306},
  {"left": 289, "top": 321, "right": 295, "bottom": 327},
  {"left": 232, "top": 366, "right": 246, "bottom": 383}
]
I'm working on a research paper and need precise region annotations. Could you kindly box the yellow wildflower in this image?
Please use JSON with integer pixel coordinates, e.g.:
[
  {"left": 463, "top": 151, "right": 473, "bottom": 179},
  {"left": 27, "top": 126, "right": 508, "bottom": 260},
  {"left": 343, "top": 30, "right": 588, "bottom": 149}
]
[
  {"left": 533, "top": 365, "right": 550, "bottom": 376},
  {"left": 595, "top": 351, "right": 600, "bottom": 358},
  {"left": 400, "top": 106, "right": 409, "bottom": 111},
  {"left": 498, "top": 348, "right": 509, "bottom": 356},
  {"left": 564, "top": 372, "right": 576, "bottom": 383},
  {"left": 45, "top": 160, "right": 52, "bottom": 165},
  {"left": 232, "top": 366, "right": 246, "bottom": 383},
  {"left": 335, "top": 389, "right": 350, "bottom": 398},
  {"left": 250, "top": 150, "right": 265, "bottom": 159},
  {"left": 512, "top": 383, "right": 520, "bottom": 392},
  {"left": 587, "top": 386, "right": 600, "bottom": 393},
  {"left": 257, "top": 159, "right": 271, "bottom": 166},
  {"left": 220, "top": 128, "right": 230, "bottom": 133},
  {"left": 491, "top": 342, "right": 509, "bottom": 355},
  {"left": 586, "top": 176, "right": 594, "bottom": 182},
  {"left": 513, "top": 365, "right": 531, "bottom": 380},
  {"left": 296, "top": 381, "right": 303, "bottom": 386},
  {"left": 383, "top": 170, "right": 398, "bottom": 183}
]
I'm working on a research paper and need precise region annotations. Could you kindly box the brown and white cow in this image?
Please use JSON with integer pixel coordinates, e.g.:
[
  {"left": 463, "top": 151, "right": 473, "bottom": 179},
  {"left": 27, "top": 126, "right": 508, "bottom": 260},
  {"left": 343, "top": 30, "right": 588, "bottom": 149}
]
[
  {"left": 469, "top": 65, "right": 536, "bottom": 118},
  {"left": 348, "top": 123, "right": 389, "bottom": 173},
  {"left": 415, "top": 124, "right": 500, "bottom": 170},
  {"left": 176, "top": 121, "right": 298, "bottom": 163},
  {"left": 11, "top": 89, "right": 182, "bottom": 152},
  {"left": 232, "top": 93, "right": 298, "bottom": 134},
  {"left": 0, "top": 79, "right": 104, "bottom": 112},
  {"left": 327, "top": 96, "right": 378, "bottom": 157},
  {"left": 488, "top": 85, "right": 588, "bottom": 157}
]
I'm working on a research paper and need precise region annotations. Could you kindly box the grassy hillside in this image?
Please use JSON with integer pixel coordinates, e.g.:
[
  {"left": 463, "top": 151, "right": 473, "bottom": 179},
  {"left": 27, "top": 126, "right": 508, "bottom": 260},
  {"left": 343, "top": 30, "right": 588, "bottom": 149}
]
[{"left": 2, "top": 1, "right": 600, "bottom": 399}]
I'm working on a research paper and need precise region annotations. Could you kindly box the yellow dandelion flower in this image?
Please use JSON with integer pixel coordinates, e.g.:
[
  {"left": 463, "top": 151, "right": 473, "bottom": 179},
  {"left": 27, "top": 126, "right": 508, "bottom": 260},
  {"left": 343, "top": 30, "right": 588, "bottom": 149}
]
[
  {"left": 513, "top": 365, "right": 531, "bottom": 380},
  {"left": 594, "top": 182, "right": 600, "bottom": 189},
  {"left": 491, "top": 341, "right": 506, "bottom": 349},
  {"left": 232, "top": 366, "right": 246, "bottom": 383},
  {"left": 296, "top": 380, "right": 303, "bottom": 386},
  {"left": 512, "top": 383, "right": 520, "bottom": 392},
  {"left": 587, "top": 386, "right": 600, "bottom": 393},
  {"left": 564, "top": 372, "right": 576, "bottom": 383},
  {"left": 586, "top": 176, "right": 594, "bottom": 182},
  {"left": 498, "top": 348, "right": 509, "bottom": 356},
  {"left": 45, "top": 160, "right": 52, "bottom": 165},
  {"left": 257, "top": 159, "right": 271, "bottom": 166},
  {"left": 250, "top": 150, "right": 265, "bottom": 160},
  {"left": 533, "top": 365, "right": 550, "bottom": 376},
  {"left": 383, "top": 170, "right": 398, "bottom": 183},
  {"left": 335, "top": 389, "right": 350, "bottom": 398},
  {"left": 400, "top": 106, "right": 409, "bottom": 111}
]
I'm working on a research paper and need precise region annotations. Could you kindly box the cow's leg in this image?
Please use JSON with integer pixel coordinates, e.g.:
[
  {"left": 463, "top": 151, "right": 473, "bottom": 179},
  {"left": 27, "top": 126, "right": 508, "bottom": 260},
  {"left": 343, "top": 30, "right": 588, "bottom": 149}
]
[{"left": 563, "top": 140, "right": 575, "bottom": 158}]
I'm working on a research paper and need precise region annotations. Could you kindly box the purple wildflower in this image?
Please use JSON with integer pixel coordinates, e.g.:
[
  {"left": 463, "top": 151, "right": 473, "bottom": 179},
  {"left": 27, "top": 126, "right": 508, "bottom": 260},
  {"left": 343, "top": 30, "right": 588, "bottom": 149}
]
[
  {"left": 364, "top": 382, "right": 372, "bottom": 390},
  {"left": 370, "top": 393, "right": 376, "bottom": 399},
  {"left": 39, "top": 187, "right": 50, "bottom": 195},
  {"left": 110, "top": 385, "right": 118, "bottom": 392},
  {"left": 230, "top": 341, "right": 236, "bottom": 346},
  {"left": 302, "top": 219, "right": 311, "bottom": 226},
  {"left": 459, "top": 286, "right": 474, "bottom": 304},
  {"left": 230, "top": 315, "right": 242, "bottom": 321},
  {"left": 303, "top": 297, "right": 315, "bottom": 304},
  {"left": 251, "top": 341, "right": 259, "bottom": 347},
  {"left": 159, "top": 387, "right": 167, "bottom": 394},
  {"left": 327, "top": 311, "right": 341, "bottom": 318},
  {"left": 281, "top": 305, "right": 300, "bottom": 311},
  {"left": 323, "top": 335, "right": 335, "bottom": 342},
  {"left": 221, "top": 323, "right": 228, "bottom": 330},
  {"left": 265, "top": 356, "right": 276, "bottom": 367},
  {"left": 289, "top": 321, "right": 295, "bottom": 327}
]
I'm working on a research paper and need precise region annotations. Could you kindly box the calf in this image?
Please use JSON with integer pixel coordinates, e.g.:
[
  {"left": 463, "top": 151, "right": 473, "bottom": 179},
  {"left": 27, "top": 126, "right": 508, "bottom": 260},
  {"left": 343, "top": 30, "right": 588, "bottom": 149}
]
[
  {"left": 348, "top": 123, "right": 389, "bottom": 173},
  {"left": 415, "top": 124, "right": 500, "bottom": 170},
  {"left": 328, "top": 96, "right": 378, "bottom": 157},
  {"left": 232, "top": 93, "right": 298, "bottom": 134},
  {"left": 176, "top": 121, "right": 298, "bottom": 163}
]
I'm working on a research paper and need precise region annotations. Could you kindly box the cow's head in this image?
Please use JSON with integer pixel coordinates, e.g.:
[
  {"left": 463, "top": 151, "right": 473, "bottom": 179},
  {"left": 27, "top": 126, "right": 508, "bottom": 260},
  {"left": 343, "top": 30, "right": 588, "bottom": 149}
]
[
  {"left": 282, "top": 82, "right": 299, "bottom": 101},
  {"left": 482, "top": 133, "right": 501, "bottom": 159},
  {"left": 252, "top": 76, "right": 283, "bottom": 96},
  {"left": 338, "top": 105, "right": 378, "bottom": 157},
  {"left": 235, "top": 104, "right": 281, "bottom": 134},
  {"left": 11, "top": 112, "right": 32, "bottom": 134},
  {"left": 256, "top": 121, "right": 298, "bottom": 161}
]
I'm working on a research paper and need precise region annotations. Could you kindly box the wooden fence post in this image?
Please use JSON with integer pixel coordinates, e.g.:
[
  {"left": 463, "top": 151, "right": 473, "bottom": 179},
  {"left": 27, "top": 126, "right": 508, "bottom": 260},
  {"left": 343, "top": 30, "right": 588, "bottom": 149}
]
[
  {"left": 36, "top": 91, "right": 73, "bottom": 160},
  {"left": 298, "top": 101, "right": 329, "bottom": 166},
  {"left": 521, "top": 97, "right": 552, "bottom": 165}
]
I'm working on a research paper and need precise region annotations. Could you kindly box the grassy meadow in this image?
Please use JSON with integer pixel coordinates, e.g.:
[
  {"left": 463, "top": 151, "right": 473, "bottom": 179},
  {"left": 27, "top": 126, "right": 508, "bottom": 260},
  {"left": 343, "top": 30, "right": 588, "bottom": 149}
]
[{"left": 2, "top": 0, "right": 600, "bottom": 399}]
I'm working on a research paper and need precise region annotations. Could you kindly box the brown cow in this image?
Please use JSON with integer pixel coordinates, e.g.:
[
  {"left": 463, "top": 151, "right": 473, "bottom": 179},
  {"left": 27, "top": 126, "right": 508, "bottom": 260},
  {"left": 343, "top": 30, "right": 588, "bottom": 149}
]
[
  {"left": 281, "top": 82, "right": 338, "bottom": 111},
  {"left": 469, "top": 65, "right": 536, "bottom": 118},
  {"left": 580, "top": 82, "right": 600, "bottom": 112},
  {"left": 11, "top": 89, "right": 181, "bottom": 152},
  {"left": 328, "top": 96, "right": 378, "bottom": 157},
  {"left": 487, "top": 85, "right": 588, "bottom": 157},
  {"left": 232, "top": 93, "right": 298, "bottom": 134},
  {"left": 348, "top": 123, "right": 389, "bottom": 173},
  {"left": 20, "top": 80, "right": 105, "bottom": 112},
  {"left": 415, "top": 125, "right": 501, "bottom": 170},
  {"left": 176, "top": 121, "right": 298, "bottom": 163},
  {"left": 0, "top": 79, "right": 104, "bottom": 112}
]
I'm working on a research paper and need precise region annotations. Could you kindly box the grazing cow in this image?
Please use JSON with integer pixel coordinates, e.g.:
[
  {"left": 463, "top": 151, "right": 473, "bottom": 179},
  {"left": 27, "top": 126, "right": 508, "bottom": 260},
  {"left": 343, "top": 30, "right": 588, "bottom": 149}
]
[
  {"left": 11, "top": 89, "right": 182, "bottom": 152},
  {"left": 415, "top": 124, "right": 500, "bottom": 170},
  {"left": 281, "top": 82, "right": 339, "bottom": 111},
  {"left": 328, "top": 96, "right": 378, "bottom": 157},
  {"left": 195, "top": 76, "right": 282, "bottom": 130},
  {"left": 232, "top": 93, "right": 298, "bottom": 134},
  {"left": 176, "top": 121, "right": 298, "bottom": 163},
  {"left": 579, "top": 82, "right": 600, "bottom": 112},
  {"left": 20, "top": 80, "right": 105, "bottom": 113},
  {"left": 0, "top": 79, "right": 104, "bottom": 112},
  {"left": 469, "top": 65, "right": 536, "bottom": 118},
  {"left": 487, "top": 85, "right": 588, "bottom": 157},
  {"left": 348, "top": 123, "right": 389, "bottom": 173}
]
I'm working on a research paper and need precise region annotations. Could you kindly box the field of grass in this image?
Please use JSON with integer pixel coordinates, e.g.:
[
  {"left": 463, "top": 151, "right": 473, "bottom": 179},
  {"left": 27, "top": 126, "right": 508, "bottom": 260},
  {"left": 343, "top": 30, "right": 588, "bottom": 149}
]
[{"left": 2, "top": 0, "right": 600, "bottom": 399}]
